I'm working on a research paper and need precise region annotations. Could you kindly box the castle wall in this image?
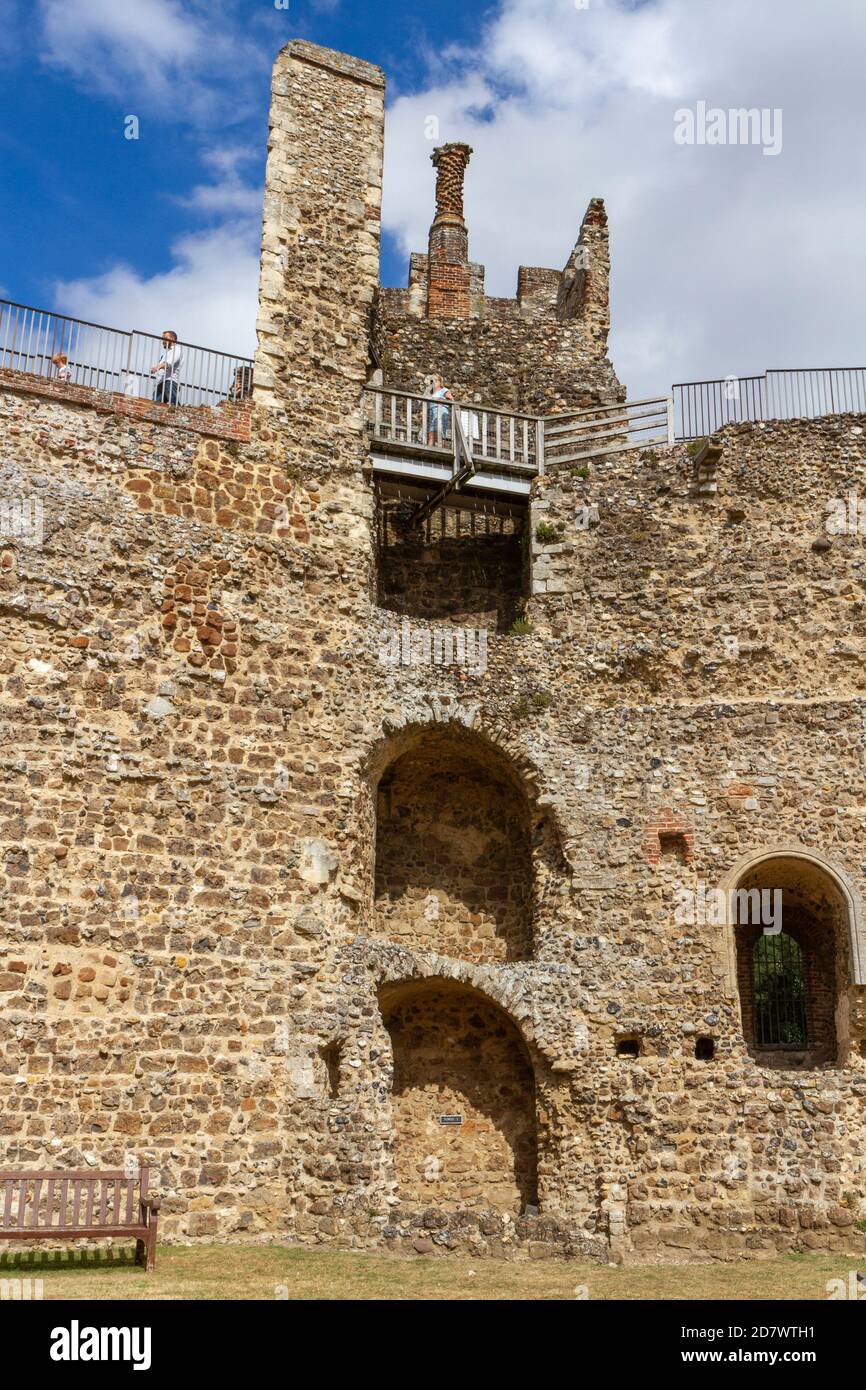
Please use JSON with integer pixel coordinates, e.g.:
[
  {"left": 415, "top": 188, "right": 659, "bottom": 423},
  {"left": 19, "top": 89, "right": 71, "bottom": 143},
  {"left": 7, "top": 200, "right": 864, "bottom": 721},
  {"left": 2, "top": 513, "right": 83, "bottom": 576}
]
[
  {"left": 2, "top": 365, "right": 865, "bottom": 1260},
  {"left": 1, "top": 40, "right": 865, "bottom": 1267},
  {"left": 382, "top": 982, "right": 538, "bottom": 1213},
  {"left": 375, "top": 503, "right": 525, "bottom": 631},
  {"left": 373, "top": 727, "right": 533, "bottom": 963},
  {"left": 373, "top": 297, "right": 623, "bottom": 414},
  {"left": 373, "top": 196, "right": 621, "bottom": 415}
]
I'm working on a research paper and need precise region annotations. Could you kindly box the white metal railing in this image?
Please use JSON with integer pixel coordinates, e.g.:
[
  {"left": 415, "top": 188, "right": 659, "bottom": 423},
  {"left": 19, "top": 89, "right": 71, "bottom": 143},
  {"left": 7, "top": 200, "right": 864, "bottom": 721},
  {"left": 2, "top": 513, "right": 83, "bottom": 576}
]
[
  {"left": 0, "top": 299, "right": 254, "bottom": 409},
  {"left": 543, "top": 396, "right": 674, "bottom": 465},
  {"left": 363, "top": 386, "right": 542, "bottom": 472}
]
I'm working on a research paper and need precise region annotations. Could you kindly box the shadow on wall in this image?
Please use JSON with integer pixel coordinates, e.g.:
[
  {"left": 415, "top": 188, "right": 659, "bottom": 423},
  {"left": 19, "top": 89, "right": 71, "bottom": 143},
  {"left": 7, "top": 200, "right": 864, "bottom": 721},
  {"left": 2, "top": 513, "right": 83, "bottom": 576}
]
[{"left": 375, "top": 496, "right": 527, "bottom": 633}]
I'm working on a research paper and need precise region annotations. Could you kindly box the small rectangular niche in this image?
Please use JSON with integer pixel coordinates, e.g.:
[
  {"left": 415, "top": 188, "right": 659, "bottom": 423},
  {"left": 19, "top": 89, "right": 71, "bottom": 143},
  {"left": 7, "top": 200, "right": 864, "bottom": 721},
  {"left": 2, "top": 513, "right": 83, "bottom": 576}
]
[
  {"left": 319, "top": 1041, "right": 343, "bottom": 1099},
  {"left": 615, "top": 1036, "right": 641, "bottom": 1059},
  {"left": 695, "top": 1036, "right": 715, "bottom": 1061},
  {"left": 658, "top": 832, "right": 689, "bottom": 864}
]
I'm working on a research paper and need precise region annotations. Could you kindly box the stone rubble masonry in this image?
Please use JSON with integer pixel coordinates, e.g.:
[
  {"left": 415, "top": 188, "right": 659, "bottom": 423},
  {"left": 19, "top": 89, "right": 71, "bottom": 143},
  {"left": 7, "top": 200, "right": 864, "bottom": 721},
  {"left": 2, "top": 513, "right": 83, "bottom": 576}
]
[
  {"left": 0, "top": 38, "right": 865, "bottom": 1266},
  {"left": 373, "top": 155, "right": 620, "bottom": 415},
  {"left": 0, "top": 367, "right": 252, "bottom": 444},
  {"left": 253, "top": 38, "right": 385, "bottom": 443}
]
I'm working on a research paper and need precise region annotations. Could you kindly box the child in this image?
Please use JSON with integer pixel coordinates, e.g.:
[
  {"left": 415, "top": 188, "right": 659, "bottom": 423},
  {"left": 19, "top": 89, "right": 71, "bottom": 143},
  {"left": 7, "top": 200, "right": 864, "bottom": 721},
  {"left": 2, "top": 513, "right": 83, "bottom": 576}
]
[{"left": 51, "top": 352, "right": 72, "bottom": 383}]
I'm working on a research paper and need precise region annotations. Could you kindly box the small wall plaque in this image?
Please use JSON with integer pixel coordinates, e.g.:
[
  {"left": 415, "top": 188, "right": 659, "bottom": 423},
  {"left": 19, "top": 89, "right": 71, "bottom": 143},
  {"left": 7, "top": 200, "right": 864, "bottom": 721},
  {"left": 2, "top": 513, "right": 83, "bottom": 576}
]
[{"left": 439, "top": 1114, "right": 463, "bottom": 1126}]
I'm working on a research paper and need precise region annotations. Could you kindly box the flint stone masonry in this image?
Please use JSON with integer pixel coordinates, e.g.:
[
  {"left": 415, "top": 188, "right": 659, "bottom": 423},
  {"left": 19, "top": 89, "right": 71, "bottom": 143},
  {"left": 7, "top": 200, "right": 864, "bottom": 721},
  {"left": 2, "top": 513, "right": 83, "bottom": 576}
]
[
  {"left": 0, "top": 38, "right": 865, "bottom": 1265},
  {"left": 373, "top": 164, "right": 620, "bottom": 414},
  {"left": 375, "top": 501, "right": 525, "bottom": 631}
]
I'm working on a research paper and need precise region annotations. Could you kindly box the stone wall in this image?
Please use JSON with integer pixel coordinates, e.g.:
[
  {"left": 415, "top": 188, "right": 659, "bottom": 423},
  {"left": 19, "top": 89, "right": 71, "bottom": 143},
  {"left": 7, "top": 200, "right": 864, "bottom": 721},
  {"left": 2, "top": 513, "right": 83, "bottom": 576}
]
[
  {"left": 372, "top": 171, "right": 622, "bottom": 416},
  {"left": 0, "top": 368, "right": 252, "bottom": 444},
  {"left": 374, "top": 287, "right": 622, "bottom": 417},
  {"left": 374, "top": 726, "right": 533, "bottom": 962},
  {"left": 376, "top": 500, "right": 526, "bottom": 631},
  {"left": 1, "top": 38, "right": 865, "bottom": 1267},
  {"left": 382, "top": 981, "right": 538, "bottom": 1213}
]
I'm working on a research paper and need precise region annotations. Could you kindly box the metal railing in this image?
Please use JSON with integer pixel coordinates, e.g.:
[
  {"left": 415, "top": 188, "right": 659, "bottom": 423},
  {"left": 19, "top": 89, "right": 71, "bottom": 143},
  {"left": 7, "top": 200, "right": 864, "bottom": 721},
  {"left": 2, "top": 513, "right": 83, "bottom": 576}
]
[
  {"left": 673, "top": 368, "right": 866, "bottom": 440},
  {"left": 0, "top": 299, "right": 254, "bottom": 409},
  {"left": 363, "top": 386, "right": 542, "bottom": 472}
]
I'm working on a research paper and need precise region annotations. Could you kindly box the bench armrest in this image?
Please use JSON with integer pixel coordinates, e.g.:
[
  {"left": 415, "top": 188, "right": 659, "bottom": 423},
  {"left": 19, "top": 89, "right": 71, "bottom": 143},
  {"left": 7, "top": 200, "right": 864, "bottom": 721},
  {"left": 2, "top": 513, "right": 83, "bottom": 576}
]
[{"left": 141, "top": 1196, "right": 161, "bottom": 1215}]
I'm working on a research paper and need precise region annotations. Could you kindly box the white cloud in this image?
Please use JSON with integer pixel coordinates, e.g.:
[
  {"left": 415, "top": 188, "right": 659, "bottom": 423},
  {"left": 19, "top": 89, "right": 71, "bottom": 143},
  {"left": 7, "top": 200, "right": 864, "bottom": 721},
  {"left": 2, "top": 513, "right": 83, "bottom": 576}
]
[
  {"left": 381, "top": 0, "right": 866, "bottom": 398},
  {"left": 36, "top": 0, "right": 267, "bottom": 122},
  {"left": 39, "top": 0, "right": 866, "bottom": 401},
  {"left": 54, "top": 223, "right": 259, "bottom": 358},
  {"left": 180, "top": 148, "right": 264, "bottom": 218},
  {"left": 50, "top": 137, "right": 263, "bottom": 359}
]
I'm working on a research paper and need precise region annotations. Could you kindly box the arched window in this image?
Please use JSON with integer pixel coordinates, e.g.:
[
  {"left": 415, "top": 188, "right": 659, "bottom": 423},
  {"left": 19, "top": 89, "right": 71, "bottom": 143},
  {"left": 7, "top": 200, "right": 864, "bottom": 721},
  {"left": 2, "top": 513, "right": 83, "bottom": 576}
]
[
  {"left": 753, "top": 932, "right": 807, "bottom": 1048},
  {"left": 731, "top": 854, "right": 853, "bottom": 1067}
]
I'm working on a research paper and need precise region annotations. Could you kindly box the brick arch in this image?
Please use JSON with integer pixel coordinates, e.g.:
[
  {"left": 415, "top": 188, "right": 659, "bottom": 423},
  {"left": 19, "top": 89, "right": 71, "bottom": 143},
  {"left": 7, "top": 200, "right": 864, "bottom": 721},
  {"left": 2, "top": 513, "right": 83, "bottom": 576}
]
[
  {"left": 719, "top": 846, "right": 865, "bottom": 1067},
  {"left": 719, "top": 846, "right": 866, "bottom": 990},
  {"left": 365, "top": 716, "right": 568, "bottom": 964},
  {"left": 378, "top": 976, "right": 539, "bottom": 1215}
]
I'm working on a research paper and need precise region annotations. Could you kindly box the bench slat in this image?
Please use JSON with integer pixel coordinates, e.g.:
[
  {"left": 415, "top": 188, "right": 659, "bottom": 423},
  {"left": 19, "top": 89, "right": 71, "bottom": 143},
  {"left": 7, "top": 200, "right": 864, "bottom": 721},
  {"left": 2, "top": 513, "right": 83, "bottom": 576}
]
[
  {"left": 0, "top": 1166, "right": 157, "bottom": 1272},
  {"left": 0, "top": 1170, "right": 135, "bottom": 1180},
  {"left": 1, "top": 1224, "right": 149, "bottom": 1239}
]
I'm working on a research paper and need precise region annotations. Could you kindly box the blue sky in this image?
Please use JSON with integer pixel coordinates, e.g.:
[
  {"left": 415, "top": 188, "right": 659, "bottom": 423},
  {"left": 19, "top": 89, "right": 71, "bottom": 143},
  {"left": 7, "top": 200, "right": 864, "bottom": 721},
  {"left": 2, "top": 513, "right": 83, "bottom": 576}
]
[
  {"left": 0, "top": 0, "right": 486, "bottom": 312},
  {"left": 1, "top": 0, "right": 864, "bottom": 396}
]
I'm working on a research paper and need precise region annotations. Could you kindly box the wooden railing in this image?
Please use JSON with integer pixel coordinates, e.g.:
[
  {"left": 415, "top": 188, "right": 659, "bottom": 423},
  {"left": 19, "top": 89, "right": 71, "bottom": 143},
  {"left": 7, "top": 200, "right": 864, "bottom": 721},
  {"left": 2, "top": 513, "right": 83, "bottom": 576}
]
[
  {"left": 363, "top": 387, "right": 543, "bottom": 473},
  {"left": 364, "top": 386, "right": 676, "bottom": 482},
  {"left": 543, "top": 396, "right": 674, "bottom": 465}
]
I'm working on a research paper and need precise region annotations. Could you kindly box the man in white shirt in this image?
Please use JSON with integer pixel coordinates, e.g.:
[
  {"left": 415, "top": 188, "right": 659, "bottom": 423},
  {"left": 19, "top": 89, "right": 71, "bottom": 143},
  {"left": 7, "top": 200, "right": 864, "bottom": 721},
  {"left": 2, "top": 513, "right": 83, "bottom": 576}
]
[{"left": 150, "top": 330, "right": 183, "bottom": 405}]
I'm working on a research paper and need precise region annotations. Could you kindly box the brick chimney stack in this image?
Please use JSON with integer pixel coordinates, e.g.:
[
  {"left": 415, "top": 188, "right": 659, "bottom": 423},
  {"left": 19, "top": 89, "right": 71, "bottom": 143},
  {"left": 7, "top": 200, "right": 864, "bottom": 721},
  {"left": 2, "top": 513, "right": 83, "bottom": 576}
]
[{"left": 426, "top": 143, "right": 473, "bottom": 319}]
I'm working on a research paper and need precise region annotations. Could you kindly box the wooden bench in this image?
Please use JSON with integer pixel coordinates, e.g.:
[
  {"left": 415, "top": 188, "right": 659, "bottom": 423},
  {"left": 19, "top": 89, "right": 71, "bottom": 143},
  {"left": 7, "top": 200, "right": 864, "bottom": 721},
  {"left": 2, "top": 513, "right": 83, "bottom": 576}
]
[{"left": 0, "top": 1167, "right": 160, "bottom": 1272}]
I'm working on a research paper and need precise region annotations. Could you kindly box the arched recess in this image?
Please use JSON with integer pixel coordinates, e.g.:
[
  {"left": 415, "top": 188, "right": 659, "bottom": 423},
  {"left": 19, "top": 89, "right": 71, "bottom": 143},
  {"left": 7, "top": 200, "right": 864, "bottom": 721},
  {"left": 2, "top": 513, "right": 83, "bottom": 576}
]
[
  {"left": 719, "top": 847, "right": 865, "bottom": 1067},
  {"left": 368, "top": 720, "right": 566, "bottom": 964},
  {"left": 379, "top": 977, "right": 538, "bottom": 1215}
]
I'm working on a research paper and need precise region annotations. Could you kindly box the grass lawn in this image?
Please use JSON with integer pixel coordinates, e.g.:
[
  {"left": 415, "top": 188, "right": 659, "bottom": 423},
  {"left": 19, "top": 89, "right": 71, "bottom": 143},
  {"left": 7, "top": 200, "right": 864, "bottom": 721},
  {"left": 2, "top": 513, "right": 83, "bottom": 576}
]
[{"left": 0, "top": 1245, "right": 862, "bottom": 1300}]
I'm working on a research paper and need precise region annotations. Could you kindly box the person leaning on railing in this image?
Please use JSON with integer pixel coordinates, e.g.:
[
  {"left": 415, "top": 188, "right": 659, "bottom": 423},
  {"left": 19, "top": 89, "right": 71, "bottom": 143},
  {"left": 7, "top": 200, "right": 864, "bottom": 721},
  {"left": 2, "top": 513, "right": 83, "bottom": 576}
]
[
  {"left": 425, "top": 373, "right": 453, "bottom": 446},
  {"left": 150, "top": 330, "right": 183, "bottom": 405},
  {"left": 51, "top": 352, "right": 72, "bottom": 382}
]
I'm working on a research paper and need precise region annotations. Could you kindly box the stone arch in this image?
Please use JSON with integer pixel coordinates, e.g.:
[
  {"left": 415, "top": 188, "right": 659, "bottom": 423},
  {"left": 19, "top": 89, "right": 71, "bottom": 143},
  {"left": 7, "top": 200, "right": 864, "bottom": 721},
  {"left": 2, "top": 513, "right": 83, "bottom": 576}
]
[
  {"left": 379, "top": 976, "right": 539, "bottom": 1215},
  {"left": 719, "top": 846, "right": 865, "bottom": 1067},
  {"left": 376, "top": 953, "right": 555, "bottom": 1060},
  {"left": 366, "top": 714, "right": 567, "bottom": 964}
]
